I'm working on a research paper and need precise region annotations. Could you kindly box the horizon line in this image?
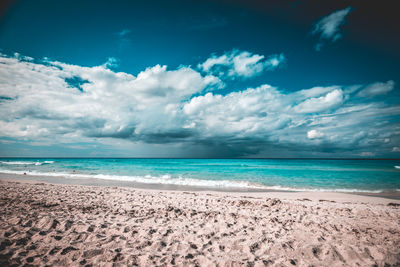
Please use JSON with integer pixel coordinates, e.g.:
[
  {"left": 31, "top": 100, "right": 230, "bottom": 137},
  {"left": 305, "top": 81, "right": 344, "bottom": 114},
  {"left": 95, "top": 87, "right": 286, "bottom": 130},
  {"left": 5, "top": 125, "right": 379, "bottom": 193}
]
[{"left": 0, "top": 157, "right": 399, "bottom": 160}]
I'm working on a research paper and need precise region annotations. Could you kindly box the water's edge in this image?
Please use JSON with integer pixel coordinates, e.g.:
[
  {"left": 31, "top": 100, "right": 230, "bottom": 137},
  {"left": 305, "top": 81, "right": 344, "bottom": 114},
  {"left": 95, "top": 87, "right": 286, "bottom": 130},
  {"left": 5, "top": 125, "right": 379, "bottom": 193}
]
[
  {"left": 1, "top": 158, "right": 399, "bottom": 196},
  {"left": 2, "top": 172, "right": 400, "bottom": 200}
]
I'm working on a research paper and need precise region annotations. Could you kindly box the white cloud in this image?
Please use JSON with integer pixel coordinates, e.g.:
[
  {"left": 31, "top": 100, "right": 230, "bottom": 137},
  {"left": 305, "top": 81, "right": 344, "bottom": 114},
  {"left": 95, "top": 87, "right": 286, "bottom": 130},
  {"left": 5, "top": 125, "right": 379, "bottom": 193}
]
[
  {"left": 307, "top": 130, "right": 324, "bottom": 139},
  {"left": 357, "top": 80, "right": 395, "bottom": 97},
  {"left": 200, "top": 54, "right": 230, "bottom": 73},
  {"left": 392, "top": 147, "right": 400, "bottom": 152},
  {"left": 312, "top": 7, "right": 353, "bottom": 51},
  {"left": 0, "top": 52, "right": 399, "bottom": 157},
  {"left": 293, "top": 89, "right": 343, "bottom": 113},
  {"left": 295, "top": 86, "right": 339, "bottom": 99},
  {"left": 230, "top": 51, "right": 265, "bottom": 77},
  {"left": 102, "top": 57, "right": 119, "bottom": 68},
  {"left": 265, "top": 53, "right": 286, "bottom": 69},
  {"left": 0, "top": 55, "right": 221, "bottom": 141},
  {"left": 183, "top": 85, "right": 292, "bottom": 137},
  {"left": 198, "top": 50, "right": 285, "bottom": 78}
]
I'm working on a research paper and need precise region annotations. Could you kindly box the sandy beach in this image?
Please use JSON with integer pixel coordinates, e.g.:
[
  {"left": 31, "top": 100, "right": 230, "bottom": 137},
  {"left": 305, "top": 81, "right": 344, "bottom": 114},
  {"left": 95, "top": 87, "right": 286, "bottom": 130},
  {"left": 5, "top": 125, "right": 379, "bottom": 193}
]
[{"left": 0, "top": 178, "right": 399, "bottom": 266}]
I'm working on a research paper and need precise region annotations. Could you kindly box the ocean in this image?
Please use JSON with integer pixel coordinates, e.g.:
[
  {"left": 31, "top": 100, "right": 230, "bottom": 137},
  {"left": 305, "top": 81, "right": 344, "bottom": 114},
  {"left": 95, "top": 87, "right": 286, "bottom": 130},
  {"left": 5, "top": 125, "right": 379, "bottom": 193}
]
[{"left": 0, "top": 158, "right": 399, "bottom": 193}]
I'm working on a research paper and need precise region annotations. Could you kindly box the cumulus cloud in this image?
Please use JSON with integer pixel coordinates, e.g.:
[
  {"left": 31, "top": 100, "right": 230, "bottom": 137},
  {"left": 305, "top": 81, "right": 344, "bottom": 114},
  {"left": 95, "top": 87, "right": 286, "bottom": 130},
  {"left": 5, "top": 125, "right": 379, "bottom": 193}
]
[
  {"left": 293, "top": 89, "right": 343, "bottom": 113},
  {"left": 357, "top": 80, "right": 395, "bottom": 98},
  {"left": 198, "top": 50, "right": 285, "bottom": 78},
  {"left": 0, "top": 54, "right": 221, "bottom": 142},
  {"left": 0, "top": 52, "right": 399, "bottom": 157},
  {"left": 312, "top": 7, "right": 353, "bottom": 51}
]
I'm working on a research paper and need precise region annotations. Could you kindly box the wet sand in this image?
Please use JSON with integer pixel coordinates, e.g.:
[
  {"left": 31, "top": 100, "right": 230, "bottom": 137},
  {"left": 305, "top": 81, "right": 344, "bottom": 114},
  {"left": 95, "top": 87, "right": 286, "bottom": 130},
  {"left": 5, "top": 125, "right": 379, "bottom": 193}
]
[{"left": 0, "top": 178, "right": 399, "bottom": 266}]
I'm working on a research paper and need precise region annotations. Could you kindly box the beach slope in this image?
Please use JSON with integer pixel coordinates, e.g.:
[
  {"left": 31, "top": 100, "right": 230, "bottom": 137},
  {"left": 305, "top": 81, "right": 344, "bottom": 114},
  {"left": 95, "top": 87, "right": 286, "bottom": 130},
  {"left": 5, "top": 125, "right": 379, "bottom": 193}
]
[{"left": 0, "top": 179, "right": 399, "bottom": 266}]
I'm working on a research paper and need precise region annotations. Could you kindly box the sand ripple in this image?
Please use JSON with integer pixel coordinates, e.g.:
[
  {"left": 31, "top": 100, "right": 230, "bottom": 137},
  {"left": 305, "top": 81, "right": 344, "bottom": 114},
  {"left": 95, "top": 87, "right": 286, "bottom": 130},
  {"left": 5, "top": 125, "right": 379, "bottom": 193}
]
[{"left": 0, "top": 180, "right": 399, "bottom": 266}]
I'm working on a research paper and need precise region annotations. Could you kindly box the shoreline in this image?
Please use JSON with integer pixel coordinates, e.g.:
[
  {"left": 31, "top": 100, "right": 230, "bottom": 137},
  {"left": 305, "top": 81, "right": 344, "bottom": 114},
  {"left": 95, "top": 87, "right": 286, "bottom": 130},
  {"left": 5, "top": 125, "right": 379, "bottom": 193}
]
[
  {"left": 1, "top": 176, "right": 400, "bottom": 205},
  {"left": 1, "top": 172, "right": 400, "bottom": 201},
  {"left": 0, "top": 177, "right": 399, "bottom": 266}
]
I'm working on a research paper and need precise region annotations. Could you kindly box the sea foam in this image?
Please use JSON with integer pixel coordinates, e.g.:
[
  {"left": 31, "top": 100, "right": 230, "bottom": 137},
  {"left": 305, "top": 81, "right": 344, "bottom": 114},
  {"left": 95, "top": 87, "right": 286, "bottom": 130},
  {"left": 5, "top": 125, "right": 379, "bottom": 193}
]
[
  {"left": 0, "top": 168, "right": 390, "bottom": 193},
  {"left": 0, "top": 160, "right": 54, "bottom": 166}
]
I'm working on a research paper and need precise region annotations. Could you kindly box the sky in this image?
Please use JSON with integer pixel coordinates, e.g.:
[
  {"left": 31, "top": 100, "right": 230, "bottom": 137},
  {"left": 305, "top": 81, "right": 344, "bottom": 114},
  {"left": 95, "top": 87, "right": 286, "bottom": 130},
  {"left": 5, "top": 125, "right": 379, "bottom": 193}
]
[{"left": 0, "top": 0, "right": 399, "bottom": 158}]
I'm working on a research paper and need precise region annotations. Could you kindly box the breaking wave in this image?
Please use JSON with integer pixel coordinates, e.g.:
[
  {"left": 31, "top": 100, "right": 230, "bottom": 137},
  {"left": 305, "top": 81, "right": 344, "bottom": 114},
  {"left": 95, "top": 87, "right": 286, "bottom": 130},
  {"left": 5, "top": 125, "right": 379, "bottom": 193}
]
[
  {"left": 0, "top": 160, "right": 54, "bottom": 166},
  {"left": 0, "top": 168, "right": 390, "bottom": 193}
]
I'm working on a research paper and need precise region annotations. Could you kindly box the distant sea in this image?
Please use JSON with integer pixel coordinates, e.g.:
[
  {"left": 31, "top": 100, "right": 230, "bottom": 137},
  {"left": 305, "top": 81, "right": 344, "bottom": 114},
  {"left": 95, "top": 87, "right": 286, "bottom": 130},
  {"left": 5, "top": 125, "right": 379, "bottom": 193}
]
[{"left": 0, "top": 158, "right": 399, "bottom": 194}]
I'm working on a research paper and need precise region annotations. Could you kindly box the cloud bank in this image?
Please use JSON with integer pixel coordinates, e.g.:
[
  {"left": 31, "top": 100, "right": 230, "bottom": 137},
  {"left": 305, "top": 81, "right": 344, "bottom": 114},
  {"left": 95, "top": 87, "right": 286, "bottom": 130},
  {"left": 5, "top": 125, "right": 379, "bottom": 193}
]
[{"left": 0, "top": 51, "right": 399, "bottom": 157}]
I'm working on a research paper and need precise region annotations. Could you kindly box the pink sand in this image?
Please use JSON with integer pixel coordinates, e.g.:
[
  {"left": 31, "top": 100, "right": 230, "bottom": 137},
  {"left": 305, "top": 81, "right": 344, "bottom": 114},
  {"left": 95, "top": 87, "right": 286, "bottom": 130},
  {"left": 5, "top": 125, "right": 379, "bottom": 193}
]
[{"left": 0, "top": 178, "right": 399, "bottom": 266}]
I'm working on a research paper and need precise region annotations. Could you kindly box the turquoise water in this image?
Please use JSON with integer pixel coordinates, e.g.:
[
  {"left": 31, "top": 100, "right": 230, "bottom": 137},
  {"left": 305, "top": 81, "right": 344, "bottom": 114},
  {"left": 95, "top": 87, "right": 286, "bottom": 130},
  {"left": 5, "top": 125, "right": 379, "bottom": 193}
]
[{"left": 0, "top": 158, "right": 399, "bottom": 192}]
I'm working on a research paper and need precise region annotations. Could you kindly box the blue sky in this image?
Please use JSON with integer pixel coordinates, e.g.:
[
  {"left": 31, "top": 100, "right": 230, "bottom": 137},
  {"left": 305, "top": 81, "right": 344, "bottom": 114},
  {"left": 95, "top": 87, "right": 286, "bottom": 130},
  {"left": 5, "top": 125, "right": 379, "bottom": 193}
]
[{"left": 0, "top": 0, "right": 399, "bottom": 157}]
